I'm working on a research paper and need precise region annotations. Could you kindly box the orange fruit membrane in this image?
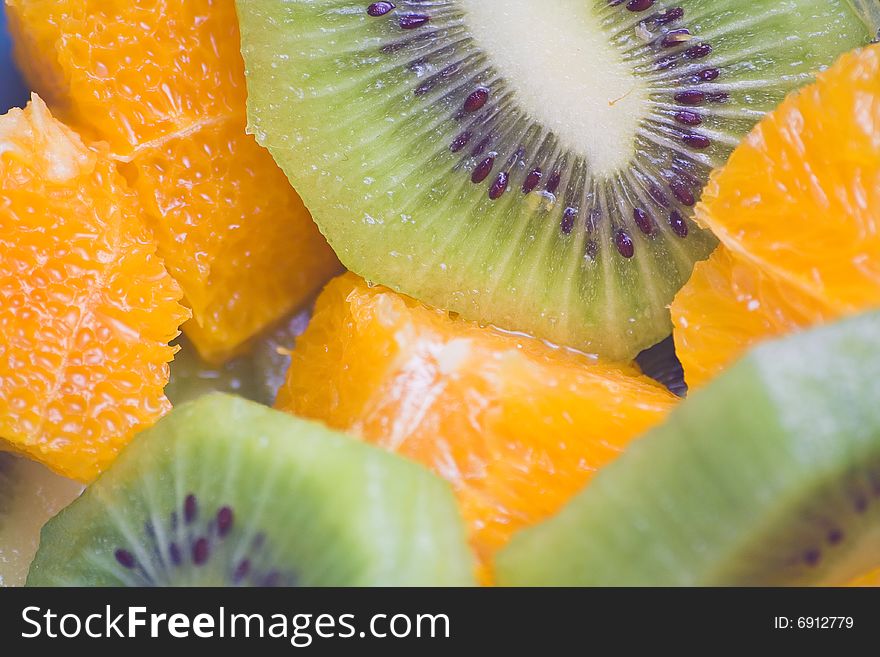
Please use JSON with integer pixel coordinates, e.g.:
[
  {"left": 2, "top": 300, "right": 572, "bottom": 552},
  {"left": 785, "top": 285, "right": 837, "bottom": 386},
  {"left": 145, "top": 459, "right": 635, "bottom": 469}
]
[
  {"left": 672, "top": 45, "right": 880, "bottom": 389},
  {"left": 276, "top": 274, "right": 677, "bottom": 580},
  {"left": 0, "top": 96, "right": 188, "bottom": 482},
  {"left": 6, "top": 0, "right": 340, "bottom": 362}
]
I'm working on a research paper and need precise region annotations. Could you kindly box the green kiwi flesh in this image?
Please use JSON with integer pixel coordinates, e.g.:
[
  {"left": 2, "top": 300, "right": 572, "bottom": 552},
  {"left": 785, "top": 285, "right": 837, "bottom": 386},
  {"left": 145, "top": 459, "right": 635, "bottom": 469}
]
[
  {"left": 0, "top": 453, "right": 82, "bottom": 587},
  {"left": 496, "top": 311, "right": 880, "bottom": 586},
  {"left": 27, "top": 394, "right": 474, "bottom": 586},
  {"left": 237, "top": 0, "right": 878, "bottom": 360}
]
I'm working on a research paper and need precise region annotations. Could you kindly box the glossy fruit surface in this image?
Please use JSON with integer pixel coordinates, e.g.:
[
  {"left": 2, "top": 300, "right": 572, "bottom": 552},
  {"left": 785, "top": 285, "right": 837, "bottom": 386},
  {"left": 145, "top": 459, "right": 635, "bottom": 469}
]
[
  {"left": 277, "top": 274, "right": 677, "bottom": 579},
  {"left": 673, "top": 45, "right": 880, "bottom": 388},
  {"left": 0, "top": 96, "right": 187, "bottom": 481},
  {"left": 7, "top": 0, "right": 340, "bottom": 362}
]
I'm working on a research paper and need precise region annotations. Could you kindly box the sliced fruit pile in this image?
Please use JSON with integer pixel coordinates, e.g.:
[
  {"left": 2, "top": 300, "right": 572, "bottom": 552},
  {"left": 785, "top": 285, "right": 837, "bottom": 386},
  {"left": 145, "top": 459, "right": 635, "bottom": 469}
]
[
  {"left": 276, "top": 273, "right": 678, "bottom": 579},
  {"left": 6, "top": 0, "right": 340, "bottom": 362},
  {"left": 2, "top": 0, "right": 880, "bottom": 589},
  {"left": 673, "top": 45, "right": 880, "bottom": 388},
  {"left": 0, "top": 96, "right": 188, "bottom": 482}
]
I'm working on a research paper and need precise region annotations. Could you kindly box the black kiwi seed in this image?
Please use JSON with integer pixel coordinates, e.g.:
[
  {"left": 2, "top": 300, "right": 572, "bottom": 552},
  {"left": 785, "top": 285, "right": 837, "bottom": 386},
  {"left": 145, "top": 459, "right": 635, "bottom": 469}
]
[
  {"left": 561, "top": 207, "right": 578, "bottom": 235},
  {"left": 463, "top": 87, "right": 489, "bottom": 112},
  {"left": 522, "top": 168, "right": 542, "bottom": 193},
  {"left": 238, "top": 0, "right": 878, "bottom": 362},
  {"left": 360, "top": 0, "right": 726, "bottom": 261},
  {"left": 668, "top": 210, "right": 688, "bottom": 237},
  {"left": 399, "top": 13, "right": 430, "bottom": 29},
  {"left": 633, "top": 207, "right": 654, "bottom": 235},
  {"left": 111, "top": 492, "right": 299, "bottom": 586},
  {"left": 24, "top": 396, "right": 478, "bottom": 586},
  {"left": 626, "top": 0, "right": 656, "bottom": 12},
  {"left": 471, "top": 156, "right": 494, "bottom": 183},
  {"left": 615, "top": 230, "right": 635, "bottom": 258},
  {"left": 489, "top": 171, "right": 509, "bottom": 200},
  {"left": 367, "top": 2, "right": 395, "bottom": 17}
]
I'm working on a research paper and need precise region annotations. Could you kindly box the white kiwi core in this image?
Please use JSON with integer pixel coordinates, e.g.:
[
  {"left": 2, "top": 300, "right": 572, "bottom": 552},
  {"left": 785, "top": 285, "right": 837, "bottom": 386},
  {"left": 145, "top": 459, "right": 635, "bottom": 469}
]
[{"left": 460, "top": 0, "right": 649, "bottom": 179}]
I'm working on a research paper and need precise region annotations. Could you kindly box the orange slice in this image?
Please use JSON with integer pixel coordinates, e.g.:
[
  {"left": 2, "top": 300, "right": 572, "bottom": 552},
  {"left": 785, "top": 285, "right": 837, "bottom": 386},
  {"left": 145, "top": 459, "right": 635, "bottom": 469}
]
[
  {"left": 672, "top": 45, "right": 880, "bottom": 388},
  {"left": 0, "top": 96, "right": 188, "bottom": 482},
  {"left": 276, "top": 273, "right": 677, "bottom": 581},
  {"left": 7, "top": 0, "right": 340, "bottom": 362}
]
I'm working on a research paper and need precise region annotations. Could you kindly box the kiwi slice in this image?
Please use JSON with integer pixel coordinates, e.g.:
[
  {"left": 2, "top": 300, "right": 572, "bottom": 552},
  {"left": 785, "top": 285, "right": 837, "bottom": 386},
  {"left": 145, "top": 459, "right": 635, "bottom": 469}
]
[
  {"left": 496, "top": 311, "right": 880, "bottom": 586},
  {"left": 27, "top": 394, "right": 474, "bottom": 586},
  {"left": 0, "top": 453, "right": 82, "bottom": 586},
  {"left": 237, "top": 0, "right": 878, "bottom": 360}
]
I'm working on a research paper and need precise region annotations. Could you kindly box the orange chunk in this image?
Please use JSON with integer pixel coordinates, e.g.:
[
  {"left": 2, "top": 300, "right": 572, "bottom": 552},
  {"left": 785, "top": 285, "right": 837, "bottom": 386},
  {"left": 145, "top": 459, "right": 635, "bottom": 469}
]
[
  {"left": 276, "top": 274, "right": 677, "bottom": 580},
  {"left": 7, "top": 0, "right": 340, "bottom": 362},
  {"left": 673, "top": 45, "right": 880, "bottom": 388},
  {"left": 0, "top": 96, "right": 188, "bottom": 482}
]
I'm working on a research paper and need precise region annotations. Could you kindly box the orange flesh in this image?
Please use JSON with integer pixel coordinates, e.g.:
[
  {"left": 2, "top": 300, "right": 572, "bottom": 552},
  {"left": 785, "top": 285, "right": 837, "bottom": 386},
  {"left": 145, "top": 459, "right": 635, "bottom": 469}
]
[
  {"left": 673, "top": 45, "right": 880, "bottom": 389},
  {"left": 0, "top": 96, "right": 188, "bottom": 482},
  {"left": 276, "top": 274, "right": 677, "bottom": 581},
  {"left": 6, "top": 0, "right": 340, "bottom": 362}
]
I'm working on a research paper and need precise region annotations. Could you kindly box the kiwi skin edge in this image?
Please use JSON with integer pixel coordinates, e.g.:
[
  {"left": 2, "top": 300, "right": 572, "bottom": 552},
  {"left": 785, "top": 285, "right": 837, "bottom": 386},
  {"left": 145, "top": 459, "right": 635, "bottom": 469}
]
[
  {"left": 496, "top": 311, "right": 880, "bottom": 587},
  {"left": 26, "top": 394, "right": 476, "bottom": 587}
]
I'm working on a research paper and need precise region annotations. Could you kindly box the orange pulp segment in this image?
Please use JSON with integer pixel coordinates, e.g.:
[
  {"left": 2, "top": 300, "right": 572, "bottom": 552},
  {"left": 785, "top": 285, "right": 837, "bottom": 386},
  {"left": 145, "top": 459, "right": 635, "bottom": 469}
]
[
  {"left": 0, "top": 96, "right": 188, "bottom": 482},
  {"left": 276, "top": 273, "right": 678, "bottom": 580},
  {"left": 672, "top": 45, "right": 880, "bottom": 389},
  {"left": 6, "top": 0, "right": 340, "bottom": 362}
]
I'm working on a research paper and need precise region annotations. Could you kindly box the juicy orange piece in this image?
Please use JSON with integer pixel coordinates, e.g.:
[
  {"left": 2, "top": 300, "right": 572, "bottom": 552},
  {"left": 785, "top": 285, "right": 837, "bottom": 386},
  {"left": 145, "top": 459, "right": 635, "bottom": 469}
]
[
  {"left": 673, "top": 246, "right": 832, "bottom": 388},
  {"left": 276, "top": 274, "right": 677, "bottom": 580},
  {"left": 117, "top": 116, "right": 337, "bottom": 354},
  {"left": 673, "top": 45, "right": 880, "bottom": 388},
  {"left": 6, "top": 0, "right": 245, "bottom": 155},
  {"left": 7, "top": 0, "right": 340, "bottom": 362},
  {"left": 0, "top": 96, "right": 188, "bottom": 482}
]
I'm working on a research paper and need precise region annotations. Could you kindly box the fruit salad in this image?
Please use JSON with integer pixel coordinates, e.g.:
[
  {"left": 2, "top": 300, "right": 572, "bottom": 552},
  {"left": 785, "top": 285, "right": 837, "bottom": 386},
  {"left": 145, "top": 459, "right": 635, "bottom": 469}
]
[{"left": 1, "top": 0, "right": 880, "bottom": 588}]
